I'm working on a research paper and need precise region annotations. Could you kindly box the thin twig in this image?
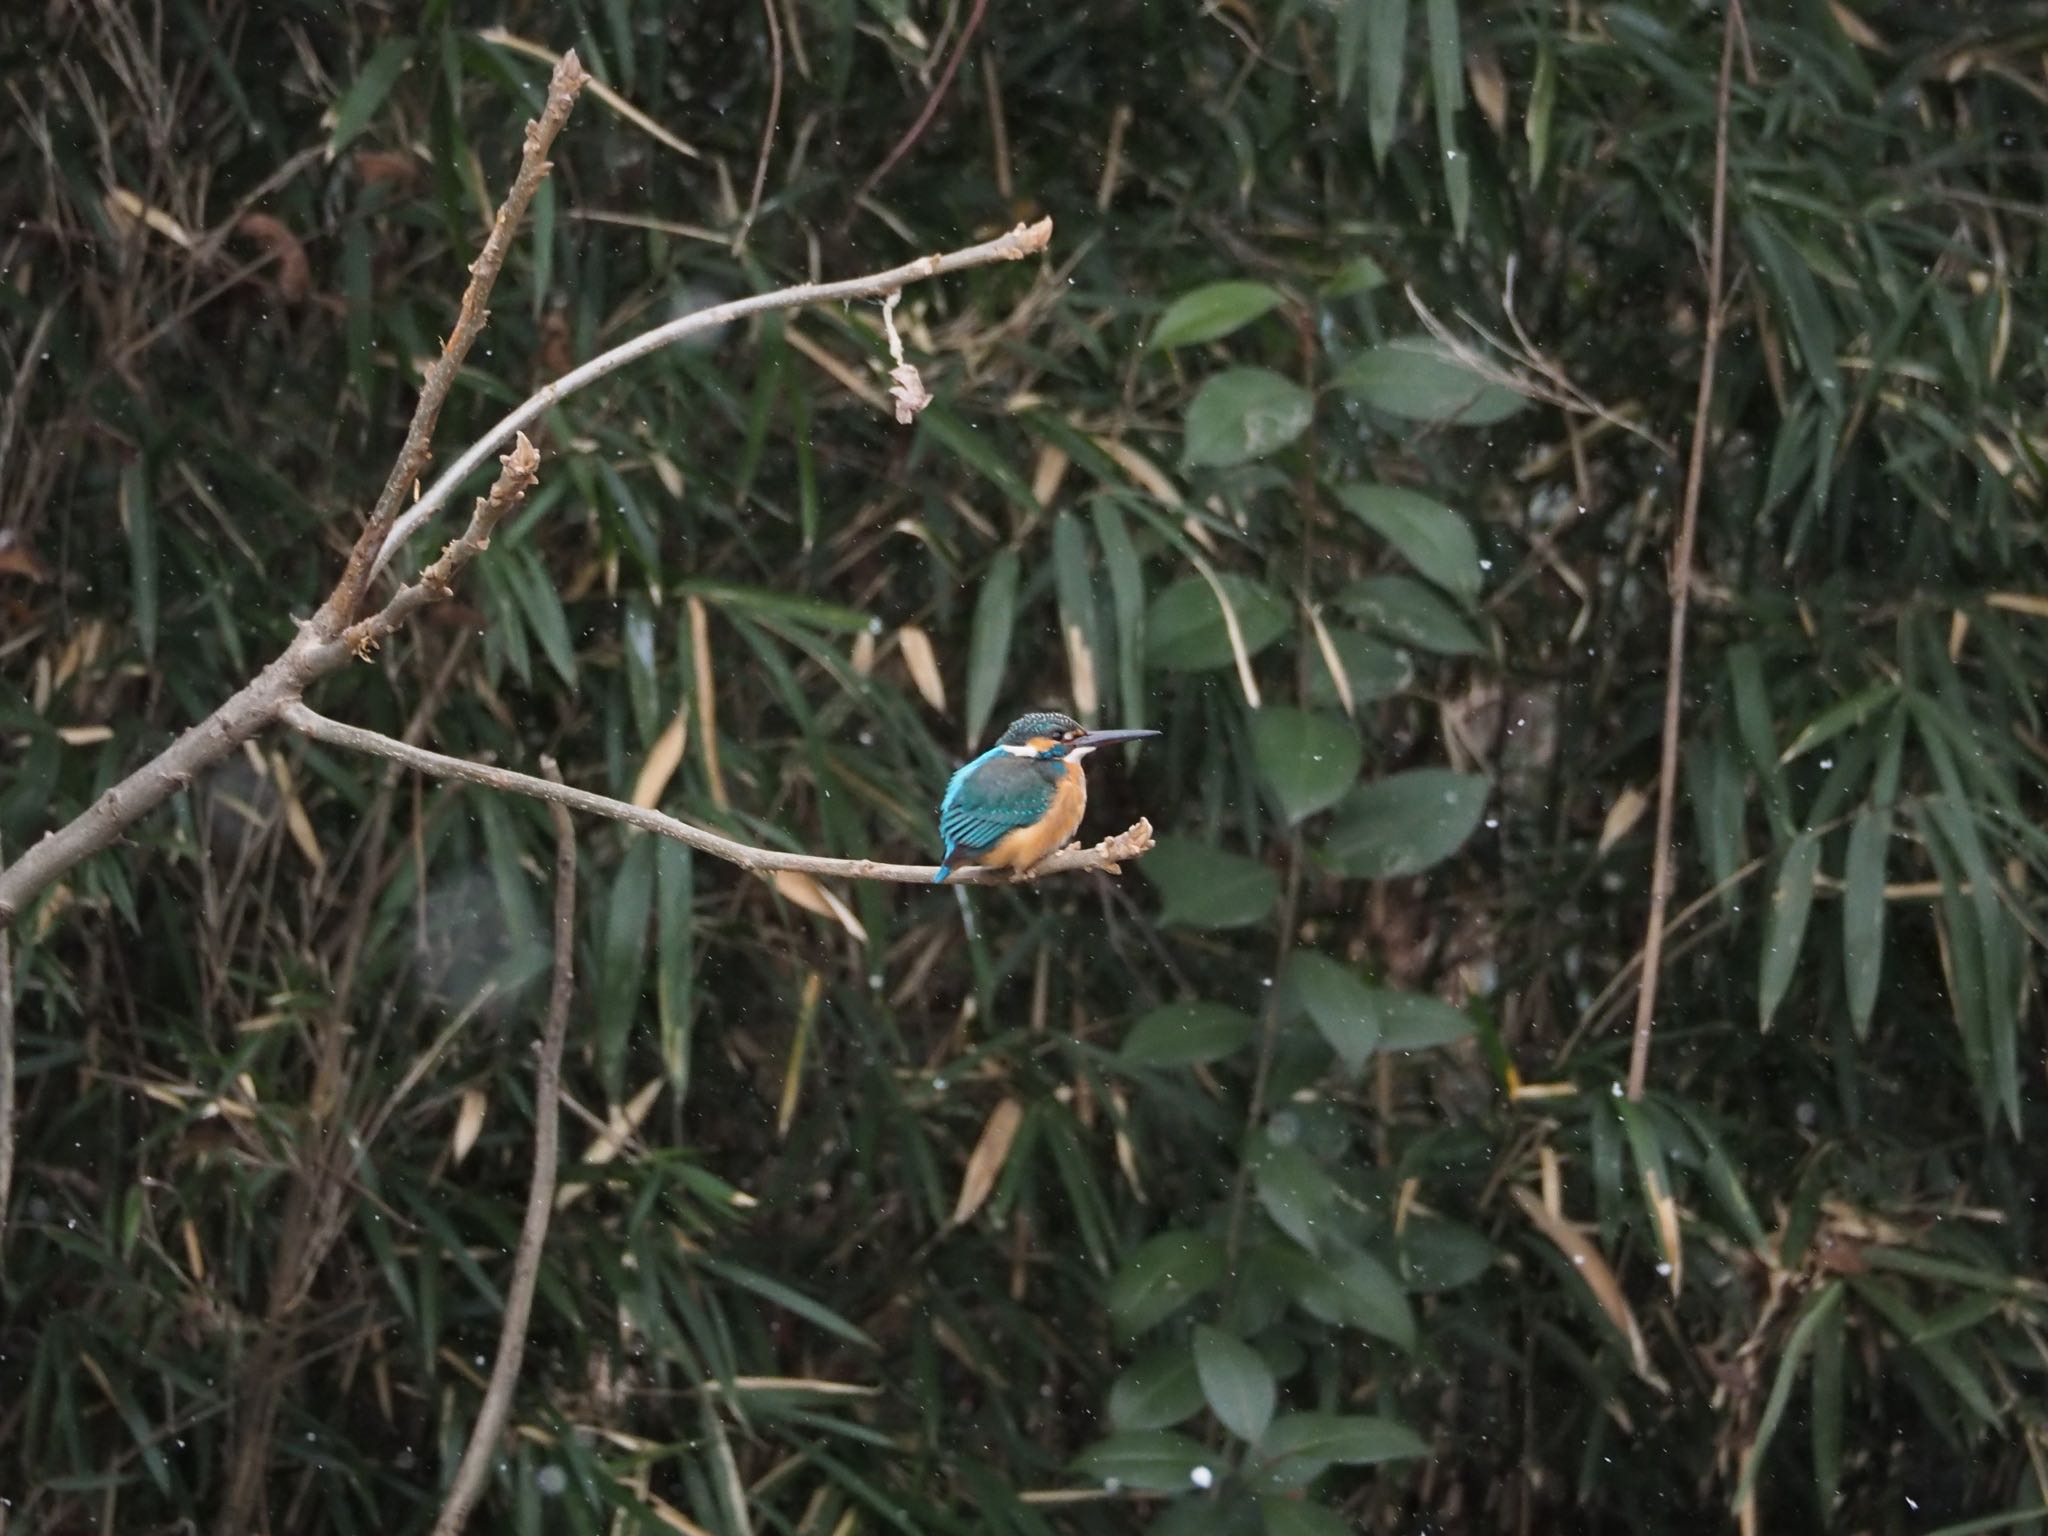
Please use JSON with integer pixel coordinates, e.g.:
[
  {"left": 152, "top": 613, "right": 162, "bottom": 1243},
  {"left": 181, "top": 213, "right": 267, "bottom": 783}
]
[
  {"left": 325, "top": 50, "right": 588, "bottom": 625},
  {"left": 369, "top": 217, "right": 1052, "bottom": 583},
  {"left": 734, "top": 0, "right": 785, "bottom": 252},
  {"left": 844, "top": 0, "right": 991, "bottom": 215},
  {"left": 430, "top": 765, "right": 577, "bottom": 1536},
  {"left": 281, "top": 702, "right": 1154, "bottom": 885},
  {"left": 1625, "top": 0, "right": 1740, "bottom": 1103},
  {"left": 341, "top": 434, "right": 543, "bottom": 657}
]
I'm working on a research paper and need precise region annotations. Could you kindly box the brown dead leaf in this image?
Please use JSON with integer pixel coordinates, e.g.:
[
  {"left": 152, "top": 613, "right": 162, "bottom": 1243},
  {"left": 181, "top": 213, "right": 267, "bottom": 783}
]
[
  {"left": 771, "top": 870, "right": 869, "bottom": 943},
  {"left": 1030, "top": 444, "right": 1071, "bottom": 507},
  {"left": 888, "top": 361, "right": 933, "bottom": 424},
  {"left": 1511, "top": 1185, "right": 1667, "bottom": 1392},
  {"left": 558, "top": 1078, "right": 665, "bottom": 1209},
  {"left": 0, "top": 530, "right": 50, "bottom": 582},
  {"left": 1467, "top": 45, "right": 1509, "bottom": 135},
  {"left": 1598, "top": 785, "right": 1650, "bottom": 857},
  {"left": 235, "top": 212, "right": 310, "bottom": 301},
  {"left": 632, "top": 711, "right": 689, "bottom": 808},
  {"left": 950, "top": 1098, "right": 1025, "bottom": 1226},
  {"left": 352, "top": 149, "right": 420, "bottom": 188},
  {"left": 897, "top": 624, "right": 947, "bottom": 712},
  {"left": 451, "top": 1086, "right": 487, "bottom": 1165},
  {"left": 270, "top": 751, "right": 326, "bottom": 874}
]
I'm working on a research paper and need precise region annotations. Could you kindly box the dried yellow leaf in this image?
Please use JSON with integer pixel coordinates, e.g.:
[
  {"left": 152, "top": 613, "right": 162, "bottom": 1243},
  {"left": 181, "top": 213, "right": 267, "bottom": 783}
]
[{"left": 950, "top": 1097, "right": 1025, "bottom": 1226}]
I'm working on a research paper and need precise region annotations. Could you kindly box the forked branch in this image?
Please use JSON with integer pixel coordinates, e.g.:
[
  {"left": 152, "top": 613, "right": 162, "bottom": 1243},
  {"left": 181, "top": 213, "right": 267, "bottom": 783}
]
[{"left": 0, "top": 147, "right": 1066, "bottom": 925}]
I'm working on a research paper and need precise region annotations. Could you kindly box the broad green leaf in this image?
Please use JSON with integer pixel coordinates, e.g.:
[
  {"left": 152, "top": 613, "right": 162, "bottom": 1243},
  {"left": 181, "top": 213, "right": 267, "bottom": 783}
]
[
  {"left": 1253, "top": 1139, "right": 1338, "bottom": 1250},
  {"left": 1264, "top": 1502, "right": 1353, "bottom": 1536},
  {"left": 1373, "top": 990, "right": 1476, "bottom": 1050},
  {"left": 328, "top": 36, "right": 414, "bottom": 154},
  {"left": 1144, "top": 838, "right": 1280, "bottom": 928},
  {"left": 1109, "top": 1343, "right": 1205, "bottom": 1432},
  {"left": 1336, "top": 484, "right": 1480, "bottom": 602},
  {"left": 1397, "top": 1216, "right": 1496, "bottom": 1291},
  {"left": 1183, "top": 368, "right": 1315, "bottom": 468},
  {"left": 1258, "top": 1412, "right": 1426, "bottom": 1480},
  {"left": 964, "top": 547, "right": 1020, "bottom": 749},
  {"left": 1322, "top": 769, "right": 1491, "bottom": 879},
  {"left": 1323, "top": 254, "right": 1388, "bottom": 296},
  {"left": 1286, "top": 951, "right": 1381, "bottom": 1071},
  {"left": 1252, "top": 708, "right": 1362, "bottom": 824},
  {"left": 1338, "top": 574, "right": 1483, "bottom": 655},
  {"left": 1147, "top": 574, "right": 1291, "bottom": 672},
  {"left": 1842, "top": 807, "right": 1889, "bottom": 1037},
  {"left": 1323, "top": 1245, "right": 1416, "bottom": 1348},
  {"left": 1363, "top": 0, "right": 1411, "bottom": 164},
  {"left": 1759, "top": 832, "right": 1821, "bottom": 1032},
  {"left": 1071, "top": 1431, "right": 1209, "bottom": 1492},
  {"left": 1305, "top": 628, "right": 1412, "bottom": 710},
  {"left": 1194, "top": 1325, "right": 1277, "bottom": 1442},
  {"left": 1121, "top": 1001, "right": 1257, "bottom": 1067},
  {"left": 1152, "top": 281, "right": 1285, "bottom": 350},
  {"left": 1337, "top": 337, "right": 1525, "bottom": 425},
  {"left": 1108, "top": 1230, "right": 1228, "bottom": 1335}
]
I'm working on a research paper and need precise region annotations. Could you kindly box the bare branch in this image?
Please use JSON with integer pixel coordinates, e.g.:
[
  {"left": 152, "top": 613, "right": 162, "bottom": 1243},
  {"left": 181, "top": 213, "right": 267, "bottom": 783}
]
[
  {"left": 369, "top": 216, "right": 1054, "bottom": 583},
  {"left": 1626, "top": 0, "right": 1741, "bottom": 1102},
  {"left": 325, "top": 51, "right": 589, "bottom": 625},
  {"left": 431, "top": 764, "right": 578, "bottom": 1536},
  {"left": 342, "top": 433, "right": 543, "bottom": 656},
  {"left": 0, "top": 218, "right": 1056, "bottom": 929},
  {"left": 281, "top": 702, "right": 1153, "bottom": 885}
]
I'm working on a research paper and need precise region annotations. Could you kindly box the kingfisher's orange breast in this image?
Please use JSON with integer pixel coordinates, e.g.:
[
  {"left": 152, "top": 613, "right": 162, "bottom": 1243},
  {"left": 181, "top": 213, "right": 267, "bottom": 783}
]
[{"left": 981, "top": 757, "right": 1087, "bottom": 873}]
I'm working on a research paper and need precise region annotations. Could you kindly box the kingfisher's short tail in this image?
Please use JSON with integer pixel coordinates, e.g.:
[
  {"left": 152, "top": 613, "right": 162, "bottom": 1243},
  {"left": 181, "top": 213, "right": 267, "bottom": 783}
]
[{"left": 932, "top": 863, "right": 952, "bottom": 884}]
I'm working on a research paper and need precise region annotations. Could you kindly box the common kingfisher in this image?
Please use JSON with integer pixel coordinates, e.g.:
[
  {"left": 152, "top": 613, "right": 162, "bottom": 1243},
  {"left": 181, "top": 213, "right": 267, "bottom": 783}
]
[{"left": 934, "top": 712, "right": 1160, "bottom": 882}]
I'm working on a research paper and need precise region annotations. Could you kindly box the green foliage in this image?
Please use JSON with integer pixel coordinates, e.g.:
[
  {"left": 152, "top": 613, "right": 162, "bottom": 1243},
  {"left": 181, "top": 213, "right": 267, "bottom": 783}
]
[{"left": 4, "top": 0, "right": 2047, "bottom": 1532}]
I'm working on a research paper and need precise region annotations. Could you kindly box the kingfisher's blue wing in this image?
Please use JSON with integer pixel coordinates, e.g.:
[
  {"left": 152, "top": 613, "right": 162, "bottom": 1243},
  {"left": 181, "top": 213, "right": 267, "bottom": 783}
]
[{"left": 939, "top": 752, "right": 1056, "bottom": 855}]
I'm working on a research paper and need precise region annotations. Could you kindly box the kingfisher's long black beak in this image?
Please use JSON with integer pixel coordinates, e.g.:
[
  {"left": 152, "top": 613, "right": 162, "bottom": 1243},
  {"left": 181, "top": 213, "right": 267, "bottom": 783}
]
[{"left": 1072, "top": 727, "right": 1161, "bottom": 749}]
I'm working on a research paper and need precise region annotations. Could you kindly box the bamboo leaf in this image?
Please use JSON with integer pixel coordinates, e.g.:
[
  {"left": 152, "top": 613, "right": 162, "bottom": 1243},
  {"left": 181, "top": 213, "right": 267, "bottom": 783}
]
[
  {"left": 964, "top": 547, "right": 1020, "bottom": 750},
  {"left": 1842, "top": 807, "right": 1889, "bottom": 1037},
  {"left": 1364, "top": 0, "right": 1411, "bottom": 164},
  {"left": 1759, "top": 832, "right": 1821, "bottom": 1032}
]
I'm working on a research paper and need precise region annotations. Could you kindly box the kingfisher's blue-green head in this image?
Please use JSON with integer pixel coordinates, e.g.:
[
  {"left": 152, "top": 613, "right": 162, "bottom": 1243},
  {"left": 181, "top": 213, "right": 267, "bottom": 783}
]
[{"left": 994, "top": 712, "right": 1160, "bottom": 760}]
